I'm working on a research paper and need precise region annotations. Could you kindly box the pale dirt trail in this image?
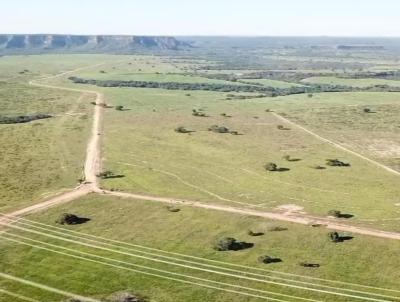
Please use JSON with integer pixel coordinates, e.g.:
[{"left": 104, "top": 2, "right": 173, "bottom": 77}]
[
  {"left": 0, "top": 65, "right": 104, "bottom": 225},
  {"left": 271, "top": 112, "right": 400, "bottom": 176},
  {"left": 101, "top": 190, "right": 400, "bottom": 240},
  {"left": 2, "top": 64, "right": 400, "bottom": 241}
]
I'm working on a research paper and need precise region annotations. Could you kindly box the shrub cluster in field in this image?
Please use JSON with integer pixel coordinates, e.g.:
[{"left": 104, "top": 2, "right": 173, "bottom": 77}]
[{"left": 0, "top": 114, "right": 52, "bottom": 124}]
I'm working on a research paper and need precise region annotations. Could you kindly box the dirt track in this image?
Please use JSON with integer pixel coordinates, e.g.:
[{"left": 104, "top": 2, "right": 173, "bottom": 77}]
[
  {"left": 271, "top": 112, "right": 400, "bottom": 176},
  {"left": 2, "top": 65, "right": 400, "bottom": 241}
]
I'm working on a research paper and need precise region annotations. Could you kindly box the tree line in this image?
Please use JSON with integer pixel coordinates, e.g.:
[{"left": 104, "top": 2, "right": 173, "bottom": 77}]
[{"left": 69, "top": 76, "right": 400, "bottom": 97}]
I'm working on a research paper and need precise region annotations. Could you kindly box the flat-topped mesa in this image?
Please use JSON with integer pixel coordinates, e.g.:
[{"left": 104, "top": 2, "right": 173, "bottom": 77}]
[{"left": 0, "top": 34, "right": 190, "bottom": 53}]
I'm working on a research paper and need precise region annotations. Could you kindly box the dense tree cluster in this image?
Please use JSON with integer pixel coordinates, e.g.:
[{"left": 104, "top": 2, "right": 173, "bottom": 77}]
[
  {"left": 70, "top": 76, "right": 400, "bottom": 97},
  {"left": 0, "top": 114, "right": 52, "bottom": 124}
]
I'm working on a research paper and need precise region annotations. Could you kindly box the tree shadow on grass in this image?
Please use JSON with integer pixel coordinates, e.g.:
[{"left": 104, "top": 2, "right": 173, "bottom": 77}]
[
  {"left": 338, "top": 213, "right": 354, "bottom": 219},
  {"left": 104, "top": 174, "right": 125, "bottom": 179}
]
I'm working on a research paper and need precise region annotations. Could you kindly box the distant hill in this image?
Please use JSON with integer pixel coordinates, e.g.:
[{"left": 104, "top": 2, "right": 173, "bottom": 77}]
[{"left": 0, "top": 34, "right": 191, "bottom": 54}]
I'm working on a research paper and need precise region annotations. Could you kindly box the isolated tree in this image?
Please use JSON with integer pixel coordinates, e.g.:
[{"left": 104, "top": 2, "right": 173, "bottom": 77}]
[
  {"left": 208, "top": 125, "right": 230, "bottom": 133},
  {"left": 363, "top": 108, "right": 372, "bottom": 113},
  {"left": 213, "top": 237, "right": 253, "bottom": 251},
  {"left": 277, "top": 125, "right": 290, "bottom": 130},
  {"left": 175, "top": 126, "right": 192, "bottom": 133},
  {"left": 115, "top": 105, "right": 124, "bottom": 111},
  {"left": 326, "top": 159, "right": 350, "bottom": 167},
  {"left": 328, "top": 232, "right": 341, "bottom": 243},
  {"left": 258, "top": 255, "right": 282, "bottom": 264},
  {"left": 97, "top": 170, "right": 114, "bottom": 179},
  {"left": 56, "top": 213, "right": 81, "bottom": 225},
  {"left": 328, "top": 210, "right": 342, "bottom": 218},
  {"left": 248, "top": 230, "right": 264, "bottom": 236},
  {"left": 264, "top": 162, "right": 278, "bottom": 172}
]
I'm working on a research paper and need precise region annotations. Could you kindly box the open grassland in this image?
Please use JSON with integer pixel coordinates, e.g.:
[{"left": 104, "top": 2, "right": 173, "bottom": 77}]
[
  {"left": 0, "top": 83, "right": 92, "bottom": 212},
  {"left": 1, "top": 194, "right": 399, "bottom": 302},
  {"left": 73, "top": 68, "right": 400, "bottom": 231},
  {"left": 268, "top": 92, "right": 400, "bottom": 172},
  {"left": 301, "top": 76, "right": 400, "bottom": 87},
  {"left": 0, "top": 54, "right": 120, "bottom": 82},
  {"left": 0, "top": 55, "right": 126, "bottom": 211}
]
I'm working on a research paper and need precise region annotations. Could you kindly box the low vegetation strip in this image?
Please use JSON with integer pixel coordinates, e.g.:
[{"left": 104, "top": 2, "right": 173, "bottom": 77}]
[
  {"left": 0, "top": 114, "right": 52, "bottom": 124},
  {"left": 69, "top": 76, "right": 400, "bottom": 96}
]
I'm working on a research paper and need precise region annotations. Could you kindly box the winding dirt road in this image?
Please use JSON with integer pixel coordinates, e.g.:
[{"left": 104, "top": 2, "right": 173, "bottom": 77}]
[{"left": 2, "top": 65, "right": 400, "bottom": 241}]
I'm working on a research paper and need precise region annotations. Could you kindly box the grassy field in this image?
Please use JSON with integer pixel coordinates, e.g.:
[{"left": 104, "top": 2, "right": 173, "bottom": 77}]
[
  {"left": 1, "top": 194, "right": 399, "bottom": 302},
  {"left": 301, "top": 76, "right": 400, "bottom": 87},
  {"left": 0, "top": 55, "right": 124, "bottom": 211},
  {"left": 2, "top": 53, "right": 400, "bottom": 302},
  {"left": 268, "top": 92, "right": 400, "bottom": 172},
  {"left": 67, "top": 63, "right": 400, "bottom": 231}
]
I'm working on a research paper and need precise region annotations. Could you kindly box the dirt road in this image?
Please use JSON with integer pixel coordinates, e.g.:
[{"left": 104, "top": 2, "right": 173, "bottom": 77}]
[
  {"left": 2, "top": 65, "right": 400, "bottom": 241},
  {"left": 0, "top": 65, "right": 104, "bottom": 225},
  {"left": 102, "top": 190, "right": 400, "bottom": 240}
]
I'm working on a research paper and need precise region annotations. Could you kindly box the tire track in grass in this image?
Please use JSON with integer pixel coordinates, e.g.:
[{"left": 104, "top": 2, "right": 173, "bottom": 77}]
[
  {"left": 116, "top": 161, "right": 251, "bottom": 206},
  {"left": 0, "top": 272, "right": 100, "bottom": 302},
  {"left": 270, "top": 112, "right": 400, "bottom": 176},
  {"left": 1, "top": 217, "right": 398, "bottom": 302},
  {"left": 4, "top": 214, "right": 400, "bottom": 299},
  {"left": 6, "top": 216, "right": 398, "bottom": 295},
  {"left": 0, "top": 288, "right": 41, "bottom": 302},
  {"left": 0, "top": 234, "right": 293, "bottom": 302}
]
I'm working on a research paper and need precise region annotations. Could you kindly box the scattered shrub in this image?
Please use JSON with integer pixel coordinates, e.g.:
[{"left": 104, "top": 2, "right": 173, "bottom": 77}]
[
  {"left": 267, "top": 226, "right": 288, "bottom": 232},
  {"left": 192, "top": 109, "right": 207, "bottom": 117},
  {"left": 311, "top": 165, "right": 326, "bottom": 170},
  {"left": 166, "top": 206, "right": 180, "bottom": 213},
  {"left": 56, "top": 213, "right": 89, "bottom": 225},
  {"left": 326, "top": 159, "right": 350, "bottom": 167},
  {"left": 264, "top": 162, "right": 278, "bottom": 172},
  {"left": 328, "top": 232, "right": 341, "bottom": 243},
  {"left": 258, "top": 255, "right": 282, "bottom": 264},
  {"left": 97, "top": 170, "right": 115, "bottom": 179},
  {"left": 247, "top": 230, "right": 264, "bottom": 236},
  {"left": 277, "top": 125, "right": 290, "bottom": 130},
  {"left": 213, "top": 237, "right": 253, "bottom": 251},
  {"left": 328, "top": 210, "right": 342, "bottom": 218},
  {"left": 175, "top": 126, "right": 192, "bottom": 133},
  {"left": 208, "top": 125, "right": 230, "bottom": 133},
  {"left": 299, "top": 262, "right": 320, "bottom": 268}
]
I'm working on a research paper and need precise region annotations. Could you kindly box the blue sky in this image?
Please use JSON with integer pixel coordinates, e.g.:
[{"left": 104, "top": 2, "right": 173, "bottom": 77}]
[{"left": 1, "top": 0, "right": 400, "bottom": 36}]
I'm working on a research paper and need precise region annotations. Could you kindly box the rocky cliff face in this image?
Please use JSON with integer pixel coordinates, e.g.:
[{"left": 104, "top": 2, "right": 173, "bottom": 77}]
[{"left": 0, "top": 34, "right": 189, "bottom": 53}]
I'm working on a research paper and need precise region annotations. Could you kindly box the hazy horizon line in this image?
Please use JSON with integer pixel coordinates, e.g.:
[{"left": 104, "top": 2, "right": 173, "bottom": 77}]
[{"left": 1, "top": 33, "right": 400, "bottom": 39}]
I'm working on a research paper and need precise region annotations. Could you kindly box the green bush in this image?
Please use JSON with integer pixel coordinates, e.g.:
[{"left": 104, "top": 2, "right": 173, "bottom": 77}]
[
  {"left": 264, "top": 162, "right": 278, "bottom": 171},
  {"left": 326, "top": 159, "right": 350, "bottom": 167}
]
